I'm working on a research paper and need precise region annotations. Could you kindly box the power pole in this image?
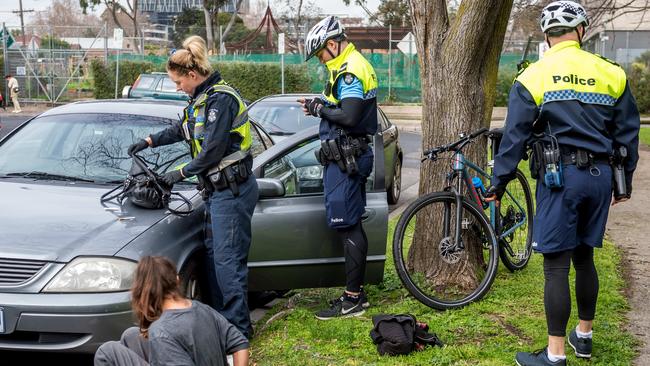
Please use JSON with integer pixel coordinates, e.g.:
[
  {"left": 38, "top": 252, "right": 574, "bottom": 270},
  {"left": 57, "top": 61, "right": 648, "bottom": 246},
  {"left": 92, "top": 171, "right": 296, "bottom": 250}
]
[{"left": 12, "top": 0, "right": 34, "bottom": 44}]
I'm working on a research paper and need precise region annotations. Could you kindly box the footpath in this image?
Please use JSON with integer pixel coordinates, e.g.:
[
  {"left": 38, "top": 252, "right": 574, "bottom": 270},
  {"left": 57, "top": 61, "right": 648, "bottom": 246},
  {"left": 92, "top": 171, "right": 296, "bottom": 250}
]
[{"left": 382, "top": 104, "right": 650, "bottom": 365}]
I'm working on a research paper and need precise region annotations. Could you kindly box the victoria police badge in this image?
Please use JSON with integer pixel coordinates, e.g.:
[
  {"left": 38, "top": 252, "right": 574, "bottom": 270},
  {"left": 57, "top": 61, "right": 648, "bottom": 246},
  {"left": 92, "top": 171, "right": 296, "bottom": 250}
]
[{"left": 208, "top": 108, "right": 218, "bottom": 122}]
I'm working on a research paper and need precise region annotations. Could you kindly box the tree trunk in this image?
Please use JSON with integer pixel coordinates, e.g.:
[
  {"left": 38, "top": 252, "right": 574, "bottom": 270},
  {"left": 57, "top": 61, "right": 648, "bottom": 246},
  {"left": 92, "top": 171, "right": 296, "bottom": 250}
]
[
  {"left": 407, "top": 0, "right": 513, "bottom": 288},
  {"left": 221, "top": 0, "right": 244, "bottom": 48},
  {"left": 203, "top": 2, "right": 215, "bottom": 54}
]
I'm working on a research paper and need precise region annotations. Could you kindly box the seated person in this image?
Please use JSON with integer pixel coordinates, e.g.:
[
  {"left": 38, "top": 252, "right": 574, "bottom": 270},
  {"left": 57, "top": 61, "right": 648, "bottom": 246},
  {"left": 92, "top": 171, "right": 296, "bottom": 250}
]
[{"left": 95, "top": 256, "right": 249, "bottom": 366}]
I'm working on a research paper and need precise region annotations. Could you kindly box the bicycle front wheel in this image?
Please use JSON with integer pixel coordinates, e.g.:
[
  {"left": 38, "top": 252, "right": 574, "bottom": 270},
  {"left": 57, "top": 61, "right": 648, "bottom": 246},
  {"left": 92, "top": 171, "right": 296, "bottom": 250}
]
[
  {"left": 497, "top": 168, "right": 534, "bottom": 272},
  {"left": 393, "top": 192, "right": 499, "bottom": 310}
]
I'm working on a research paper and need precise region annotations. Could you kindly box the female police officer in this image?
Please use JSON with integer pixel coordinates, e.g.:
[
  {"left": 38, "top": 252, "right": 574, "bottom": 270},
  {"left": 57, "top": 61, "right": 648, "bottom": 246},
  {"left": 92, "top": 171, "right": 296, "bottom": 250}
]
[
  {"left": 299, "top": 16, "right": 378, "bottom": 320},
  {"left": 128, "top": 35, "right": 258, "bottom": 339},
  {"left": 485, "top": 2, "right": 640, "bottom": 365}
]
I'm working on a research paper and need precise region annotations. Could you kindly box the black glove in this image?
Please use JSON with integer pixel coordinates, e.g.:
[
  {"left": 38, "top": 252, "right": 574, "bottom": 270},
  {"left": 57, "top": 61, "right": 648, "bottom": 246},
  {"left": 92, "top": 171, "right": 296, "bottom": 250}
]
[
  {"left": 128, "top": 139, "right": 149, "bottom": 156},
  {"left": 484, "top": 185, "right": 506, "bottom": 201},
  {"left": 160, "top": 170, "right": 184, "bottom": 186},
  {"left": 304, "top": 98, "right": 325, "bottom": 117}
]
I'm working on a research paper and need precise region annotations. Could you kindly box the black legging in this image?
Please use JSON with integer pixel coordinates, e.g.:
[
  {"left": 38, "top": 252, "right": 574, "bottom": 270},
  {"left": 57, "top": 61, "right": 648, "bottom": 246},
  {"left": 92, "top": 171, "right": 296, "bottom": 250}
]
[
  {"left": 543, "top": 244, "right": 599, "bottom": 337},
  {"left": 337, "top": 221, "right": 369, "bottom": 293}
]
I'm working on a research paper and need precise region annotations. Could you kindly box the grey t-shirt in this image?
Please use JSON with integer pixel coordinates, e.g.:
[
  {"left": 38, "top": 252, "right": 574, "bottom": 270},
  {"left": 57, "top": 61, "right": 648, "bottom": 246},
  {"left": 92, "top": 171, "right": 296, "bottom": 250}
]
[{"left": 148, "top": 301, "right": 249, "bottom": 366}]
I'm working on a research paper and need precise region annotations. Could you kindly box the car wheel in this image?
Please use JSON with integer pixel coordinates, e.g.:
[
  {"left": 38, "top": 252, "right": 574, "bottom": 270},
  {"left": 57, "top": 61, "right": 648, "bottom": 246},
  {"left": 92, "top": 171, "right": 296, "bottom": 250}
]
[
  {"left": 179, "top": 256, "right": 207, "bottom": 302},
  {"left": 387, "top": 156, "right": 402, "bottom": 204}
]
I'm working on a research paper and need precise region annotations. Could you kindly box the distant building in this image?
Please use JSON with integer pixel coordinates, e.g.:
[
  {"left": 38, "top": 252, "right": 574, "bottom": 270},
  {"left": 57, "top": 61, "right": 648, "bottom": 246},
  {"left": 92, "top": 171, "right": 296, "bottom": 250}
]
[
  {"left": 583, "top": 0, "right": 650, "bottom": 65},
  {"left": 140, "top": 0, "right": 250, "bottom": 26}
]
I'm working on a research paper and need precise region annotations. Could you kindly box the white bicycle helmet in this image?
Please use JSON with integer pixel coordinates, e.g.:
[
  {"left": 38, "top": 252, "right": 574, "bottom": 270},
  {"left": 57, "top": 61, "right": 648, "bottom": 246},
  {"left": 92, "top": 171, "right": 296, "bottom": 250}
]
[
  {"left": 305, "top": 16, "right": 346, "bottom": 61},
  {"left": 540, "top": 1, "right": 589, "bottom": 33}
]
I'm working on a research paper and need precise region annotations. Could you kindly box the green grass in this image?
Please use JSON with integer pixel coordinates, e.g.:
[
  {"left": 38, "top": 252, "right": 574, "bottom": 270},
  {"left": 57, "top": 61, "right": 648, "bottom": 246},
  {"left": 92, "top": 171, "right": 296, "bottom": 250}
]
[
  {"left": 639, "top": 128, "right": 650, "bottom": 147},
  {"left": 250, "top": 217, "right": 636, "bottom": 365}
]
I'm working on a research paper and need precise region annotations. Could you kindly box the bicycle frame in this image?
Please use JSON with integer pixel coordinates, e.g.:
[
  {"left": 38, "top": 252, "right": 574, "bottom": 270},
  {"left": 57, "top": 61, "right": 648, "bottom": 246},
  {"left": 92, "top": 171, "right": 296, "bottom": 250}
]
[{"left": 444, "top": 150, "right": 528, "bottom": 245}]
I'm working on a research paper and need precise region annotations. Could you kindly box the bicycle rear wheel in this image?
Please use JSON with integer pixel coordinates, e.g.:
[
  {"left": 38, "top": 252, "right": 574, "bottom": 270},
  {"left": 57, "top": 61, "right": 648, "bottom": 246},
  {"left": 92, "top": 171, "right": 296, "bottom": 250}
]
[
  {"left": 497, "top": 168, "right": 534, "bottom": 271},
  {"left": 393, "top": 192, "right": 499, "bottom": 310}
]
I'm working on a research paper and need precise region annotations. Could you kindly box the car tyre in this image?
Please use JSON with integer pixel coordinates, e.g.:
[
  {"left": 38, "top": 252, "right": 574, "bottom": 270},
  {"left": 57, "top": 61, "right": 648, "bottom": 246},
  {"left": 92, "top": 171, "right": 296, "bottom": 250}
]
[
  {"left": 179, "top": 256, "right": 207, "bottom": 302},
  {"left": 387, "top": 156, "right": 402, "bottom": 204}
]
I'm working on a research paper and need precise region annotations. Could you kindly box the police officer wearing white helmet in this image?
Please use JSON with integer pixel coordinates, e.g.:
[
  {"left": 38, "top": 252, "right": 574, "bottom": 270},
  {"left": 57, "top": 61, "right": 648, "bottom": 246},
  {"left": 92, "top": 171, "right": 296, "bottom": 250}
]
[
  {"left": 484, "top": 1, "right": 640, "bottom": 365},
  {"left": 298, "top": 16, "right": 379, "bottom": 319}
]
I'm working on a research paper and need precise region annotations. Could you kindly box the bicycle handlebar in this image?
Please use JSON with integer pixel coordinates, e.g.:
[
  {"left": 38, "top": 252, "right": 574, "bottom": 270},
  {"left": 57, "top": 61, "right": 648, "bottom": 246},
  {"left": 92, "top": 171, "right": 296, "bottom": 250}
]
[{"left": 423, "top": 127, "right": 489, "bottom": 157}]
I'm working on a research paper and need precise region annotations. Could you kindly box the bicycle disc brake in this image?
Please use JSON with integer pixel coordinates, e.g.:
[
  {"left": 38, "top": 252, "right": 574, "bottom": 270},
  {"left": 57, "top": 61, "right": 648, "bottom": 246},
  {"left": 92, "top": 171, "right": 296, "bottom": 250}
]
[{"left": 439, "top": 236, "right": 462, "bottom": 264}]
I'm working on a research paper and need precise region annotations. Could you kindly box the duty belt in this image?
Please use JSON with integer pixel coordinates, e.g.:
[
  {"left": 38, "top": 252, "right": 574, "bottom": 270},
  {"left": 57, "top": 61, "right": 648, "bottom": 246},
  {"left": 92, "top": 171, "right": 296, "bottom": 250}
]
[
  {"left": 561, "top": 149, "right": 609, "bottom": 167},
  {"left": 205, "top": 151, "right": 252, "bottom": 196}
]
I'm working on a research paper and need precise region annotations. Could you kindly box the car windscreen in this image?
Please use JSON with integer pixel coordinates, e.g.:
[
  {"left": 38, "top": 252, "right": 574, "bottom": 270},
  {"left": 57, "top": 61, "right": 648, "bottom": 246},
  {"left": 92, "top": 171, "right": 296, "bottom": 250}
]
[
  {"left": 0, "top": 113, "right": 191, "bottom": 183},
  {"left": 248, "top": 100, "right": 320, "bottom": 136}
]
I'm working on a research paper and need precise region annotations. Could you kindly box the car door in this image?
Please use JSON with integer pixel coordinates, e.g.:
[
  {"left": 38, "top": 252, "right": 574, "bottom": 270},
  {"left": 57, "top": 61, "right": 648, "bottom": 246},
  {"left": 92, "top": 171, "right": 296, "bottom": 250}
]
[
  {"left": 248, "top": 128, "right": 388, "bottom": 291},
  {"left": 379, "top": 109, "right": 397, "bottom": 187}
]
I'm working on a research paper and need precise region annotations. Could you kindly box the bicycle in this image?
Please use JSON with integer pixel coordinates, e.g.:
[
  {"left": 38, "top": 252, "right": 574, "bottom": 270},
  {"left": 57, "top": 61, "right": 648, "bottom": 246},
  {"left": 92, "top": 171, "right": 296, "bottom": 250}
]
[{"left": 392, "top": 127, "right": 534, "bottom": 310}]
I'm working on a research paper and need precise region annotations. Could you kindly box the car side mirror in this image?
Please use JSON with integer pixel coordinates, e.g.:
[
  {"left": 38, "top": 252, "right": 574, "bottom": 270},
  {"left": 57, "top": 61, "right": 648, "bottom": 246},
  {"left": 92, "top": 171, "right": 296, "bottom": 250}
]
[{"left": 256, "top": 178, "right": 285, "bottom": 198}]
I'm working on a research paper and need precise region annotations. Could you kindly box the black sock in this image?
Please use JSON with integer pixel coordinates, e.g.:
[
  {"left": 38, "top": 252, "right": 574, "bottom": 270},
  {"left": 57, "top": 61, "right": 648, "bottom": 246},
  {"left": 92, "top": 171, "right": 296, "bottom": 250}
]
[{"left": 344, "top": 292, "right": 360, "bottom": 303}]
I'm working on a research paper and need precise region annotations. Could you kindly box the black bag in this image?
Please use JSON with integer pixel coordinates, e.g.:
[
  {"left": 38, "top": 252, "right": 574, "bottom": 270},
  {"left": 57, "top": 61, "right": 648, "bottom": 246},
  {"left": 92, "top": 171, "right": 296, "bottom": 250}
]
[{"left": 369, "top": 314, "right": 443, "bottom": 356}]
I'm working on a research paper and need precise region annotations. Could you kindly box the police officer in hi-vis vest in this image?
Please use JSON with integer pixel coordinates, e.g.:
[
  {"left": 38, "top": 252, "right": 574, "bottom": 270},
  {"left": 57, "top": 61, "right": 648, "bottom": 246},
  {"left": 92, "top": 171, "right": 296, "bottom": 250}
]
[
  {"left": 484, "top": 2, "right": 640, "bottom": 365},
  {"left": 128, "top": 35, "right": 258, "bottom": 339},
  {"left": 299, "top": 16, "right": 378, "bottom": 320}
]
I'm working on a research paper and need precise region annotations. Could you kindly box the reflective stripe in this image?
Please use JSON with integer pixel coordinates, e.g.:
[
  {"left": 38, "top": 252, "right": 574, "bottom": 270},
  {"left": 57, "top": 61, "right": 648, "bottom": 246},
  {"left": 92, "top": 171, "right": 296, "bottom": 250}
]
[
  {"left": 323, "top": 43, "right": 378, "bottom": 105},
  {"left": 543, "top": 90, "right": 617, "bottom": 106},
  {"left": 182, "top": 81, "right": 251, "bottom": 158}
]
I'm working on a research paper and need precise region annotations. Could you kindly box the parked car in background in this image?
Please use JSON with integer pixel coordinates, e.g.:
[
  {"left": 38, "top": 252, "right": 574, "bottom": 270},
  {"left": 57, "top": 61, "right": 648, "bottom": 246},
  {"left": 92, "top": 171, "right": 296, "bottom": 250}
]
[
  {"left": 122, "top": 72, "right": 189, "bottom": 101},
  {"left": 248, "top": 94, "right": 403, "bottom": 204},
  {"left": 0, "top": 99, "right": 388, "bottom": 353}
]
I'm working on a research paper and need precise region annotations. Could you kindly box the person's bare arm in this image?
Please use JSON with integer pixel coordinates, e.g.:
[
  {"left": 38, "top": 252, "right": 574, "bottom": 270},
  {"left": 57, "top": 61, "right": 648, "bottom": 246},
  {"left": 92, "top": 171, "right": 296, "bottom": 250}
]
[{"left": 232, "top": 349, "right": 249, "bottom": 366}]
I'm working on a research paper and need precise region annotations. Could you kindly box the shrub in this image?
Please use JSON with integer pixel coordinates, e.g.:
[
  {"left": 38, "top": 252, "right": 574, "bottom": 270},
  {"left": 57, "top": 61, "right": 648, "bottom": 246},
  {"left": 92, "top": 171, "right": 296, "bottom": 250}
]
[
  {"left": 494, "top": 69, "right": 516, "bottom": 107},
  {"left": 90, "top": 59, "right": 311, "bottom": 102},
  {"left": 629, "top": 52, "right": 650, "bottom": 114}
]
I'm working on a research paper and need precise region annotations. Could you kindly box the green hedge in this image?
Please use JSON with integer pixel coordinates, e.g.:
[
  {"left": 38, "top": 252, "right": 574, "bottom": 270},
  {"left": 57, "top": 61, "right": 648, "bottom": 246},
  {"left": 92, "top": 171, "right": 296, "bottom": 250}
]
[
  {"left": 629, "top": 63, "right": 650, "bottom": 114},
  {"left": 90, "top": 59, "right": 311, "bottom": 102}
]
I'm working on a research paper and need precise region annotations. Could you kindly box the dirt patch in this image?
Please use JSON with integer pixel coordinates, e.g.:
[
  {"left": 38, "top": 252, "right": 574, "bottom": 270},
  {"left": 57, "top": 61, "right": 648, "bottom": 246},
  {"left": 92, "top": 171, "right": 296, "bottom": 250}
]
[{"left": 606, "top": 144, "right": 650, "bottom": 365}]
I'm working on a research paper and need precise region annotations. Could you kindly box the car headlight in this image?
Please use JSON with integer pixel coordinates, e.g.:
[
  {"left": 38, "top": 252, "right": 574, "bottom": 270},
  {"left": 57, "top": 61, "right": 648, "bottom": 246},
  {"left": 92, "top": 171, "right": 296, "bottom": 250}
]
[
  {"left": 43, "top": 257, "right": 137, "bottom": 293},
  {"left": 297, "top": 165, "right": 323, "bottom": 180}
]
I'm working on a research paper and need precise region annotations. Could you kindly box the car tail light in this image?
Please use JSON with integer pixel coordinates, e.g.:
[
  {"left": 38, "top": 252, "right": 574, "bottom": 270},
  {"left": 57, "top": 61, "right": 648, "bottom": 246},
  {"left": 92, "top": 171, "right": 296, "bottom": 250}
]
[{"left": 132, "top": 76, "right": 142, "bottom": 90}]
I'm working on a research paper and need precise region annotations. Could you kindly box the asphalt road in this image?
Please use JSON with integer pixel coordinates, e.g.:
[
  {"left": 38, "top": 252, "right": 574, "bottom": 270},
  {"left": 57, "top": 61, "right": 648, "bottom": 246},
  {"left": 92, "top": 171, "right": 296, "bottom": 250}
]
[{"left": 0, "top": 114, "right": 33, "bottom": 139}]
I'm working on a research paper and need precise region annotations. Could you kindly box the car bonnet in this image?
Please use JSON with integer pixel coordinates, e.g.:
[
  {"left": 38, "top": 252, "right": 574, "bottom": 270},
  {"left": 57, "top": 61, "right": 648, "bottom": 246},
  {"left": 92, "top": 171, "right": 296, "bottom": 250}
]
[{"left": 0, "top": 180, "right": 175, "bottom": 262}]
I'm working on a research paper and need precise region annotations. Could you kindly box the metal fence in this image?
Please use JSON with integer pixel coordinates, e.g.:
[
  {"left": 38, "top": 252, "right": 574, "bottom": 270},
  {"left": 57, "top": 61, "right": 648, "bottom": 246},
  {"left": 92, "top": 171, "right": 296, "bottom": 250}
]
[{"left": 12, "top": 22, "right": 646, "bottom": 105}]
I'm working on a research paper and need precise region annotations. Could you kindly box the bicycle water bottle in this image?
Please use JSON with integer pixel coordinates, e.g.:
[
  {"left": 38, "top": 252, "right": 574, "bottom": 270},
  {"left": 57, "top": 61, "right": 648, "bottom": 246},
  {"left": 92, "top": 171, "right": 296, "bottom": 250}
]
[{"left": 472, "top": 177, "right": 489, "bottom": 209}]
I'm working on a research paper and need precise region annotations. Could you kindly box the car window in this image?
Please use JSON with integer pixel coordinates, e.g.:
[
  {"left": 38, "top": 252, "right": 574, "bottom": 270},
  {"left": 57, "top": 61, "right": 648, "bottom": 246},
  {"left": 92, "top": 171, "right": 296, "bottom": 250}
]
[
  {"left": 262, "top": 139, "right": 323, "bottom": 195},
  {"left": 249, "top": 124, "right": 267, "bottom": 158},
  {"left": 262, "top": 138, "right": 376, "bottom": 196},
  {"left": 134, "top": 76, "right": 156, "bottom": 90},
  {"left": 159, "top": 77, "right": 177, "bottom": 92},
  {"left": 378, "top": 109, "right": 390, "bottom": 132},
  {"left": 249, "top": 100, "right": 320, "bottom": 136},
  {"left": 0, "top": 114, "right": 190, "bottom": 183}
]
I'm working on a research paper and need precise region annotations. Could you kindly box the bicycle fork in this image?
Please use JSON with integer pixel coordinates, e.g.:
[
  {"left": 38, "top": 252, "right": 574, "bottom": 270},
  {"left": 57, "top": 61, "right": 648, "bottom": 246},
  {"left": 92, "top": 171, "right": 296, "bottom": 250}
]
[{"left": 443, "top": 151, "right": 466, "bottom": 251}]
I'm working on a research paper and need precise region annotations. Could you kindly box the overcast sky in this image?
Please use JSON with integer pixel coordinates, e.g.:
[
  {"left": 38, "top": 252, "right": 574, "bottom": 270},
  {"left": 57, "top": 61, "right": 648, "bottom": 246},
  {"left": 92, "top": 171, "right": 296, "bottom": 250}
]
[{"left": 0, "top": 0, "right": 382, "bottom": 26}]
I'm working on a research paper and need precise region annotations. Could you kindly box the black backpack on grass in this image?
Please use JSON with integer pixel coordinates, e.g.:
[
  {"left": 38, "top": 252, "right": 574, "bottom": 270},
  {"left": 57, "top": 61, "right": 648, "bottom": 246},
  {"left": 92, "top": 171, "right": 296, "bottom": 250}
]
[{"left": 369, "top": 314, "right": 443, "bottom": 356}]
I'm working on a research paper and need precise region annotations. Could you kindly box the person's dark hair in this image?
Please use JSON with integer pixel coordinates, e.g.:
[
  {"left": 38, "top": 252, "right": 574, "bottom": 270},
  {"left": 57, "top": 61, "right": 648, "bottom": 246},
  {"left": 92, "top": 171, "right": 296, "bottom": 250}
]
[
  {"left": 4, "top": 74, "right": 12, "bottom": 79},
  {"left": 546, "top": 25, "right": 580, "bottom": 38},
  {"left": 167, "top": 35, "right": 212, "bottom": 77},
  {"left": 131, "top": 256, "right": 184, "bottom": 337}
]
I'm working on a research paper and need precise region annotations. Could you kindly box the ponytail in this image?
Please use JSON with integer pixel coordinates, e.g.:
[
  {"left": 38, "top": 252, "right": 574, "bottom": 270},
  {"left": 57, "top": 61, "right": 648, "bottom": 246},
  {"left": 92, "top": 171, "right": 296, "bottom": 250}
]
[{"left": 167, "top": 35, "right": 212, "bottom": 76}]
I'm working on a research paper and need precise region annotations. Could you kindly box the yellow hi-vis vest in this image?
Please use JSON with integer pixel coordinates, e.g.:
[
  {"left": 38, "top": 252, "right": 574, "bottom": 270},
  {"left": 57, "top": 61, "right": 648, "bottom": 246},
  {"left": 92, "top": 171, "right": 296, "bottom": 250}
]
[
  {"left": 323, "top": 43, "right": 378, "bottom": 105},
  {"left": 516, "top": 40, "right": 627, "bottom": 108},
  {"left": 182, "top": 82, "right": 251, "bottom": 158}
]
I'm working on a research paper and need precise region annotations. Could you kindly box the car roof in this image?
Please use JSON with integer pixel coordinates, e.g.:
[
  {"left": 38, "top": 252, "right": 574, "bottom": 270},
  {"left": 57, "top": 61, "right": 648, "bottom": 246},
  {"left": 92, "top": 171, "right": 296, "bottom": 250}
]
[
  {"left": 39, "top": 99, "right": 187, "bottom": 120},
  {"left": 253, "top": 94, "right": 320, "bottom": 104}
]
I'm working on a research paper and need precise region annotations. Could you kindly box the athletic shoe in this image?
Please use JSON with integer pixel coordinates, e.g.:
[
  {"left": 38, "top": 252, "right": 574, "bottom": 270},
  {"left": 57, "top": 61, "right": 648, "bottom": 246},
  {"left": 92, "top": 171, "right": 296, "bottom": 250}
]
[
  {"left": 515, "top": 348, "right": 566, "bottom": 366},
  {"left": 329, "top": 291, "right": 370, "bottom": 309},
  {"left": 568, "top": 329, "right": 592, "bottom": 359},
  {"left": 315, "top": 299, "right": 365, "bottom": 320}
]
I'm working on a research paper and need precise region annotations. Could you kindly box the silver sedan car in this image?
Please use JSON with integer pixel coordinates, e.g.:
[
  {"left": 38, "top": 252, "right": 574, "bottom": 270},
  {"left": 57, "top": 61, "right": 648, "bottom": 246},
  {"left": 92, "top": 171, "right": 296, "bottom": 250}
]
[{"left": 0, "top": 99, "right": 388, "bottom": 353}]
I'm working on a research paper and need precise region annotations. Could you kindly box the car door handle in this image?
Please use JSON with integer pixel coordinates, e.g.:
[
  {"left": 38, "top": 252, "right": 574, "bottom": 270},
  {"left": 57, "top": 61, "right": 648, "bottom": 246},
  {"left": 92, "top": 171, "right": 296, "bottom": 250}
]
[
  {"left": 153, "top": 93, "right": 160, "bottom": 97},
  {"left": 361, "top": 209, "right": 375, "bottom": 222}
]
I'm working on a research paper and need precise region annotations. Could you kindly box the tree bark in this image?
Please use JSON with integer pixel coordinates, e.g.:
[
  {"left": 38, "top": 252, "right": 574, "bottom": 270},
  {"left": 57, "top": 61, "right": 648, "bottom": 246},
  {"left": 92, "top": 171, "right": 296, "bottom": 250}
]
[
  {"left": 407, "top": 0, "right": 513, "bottom": 288},
  {"left": 204, "top": 1, "right": 215, "bottom": 54}
]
